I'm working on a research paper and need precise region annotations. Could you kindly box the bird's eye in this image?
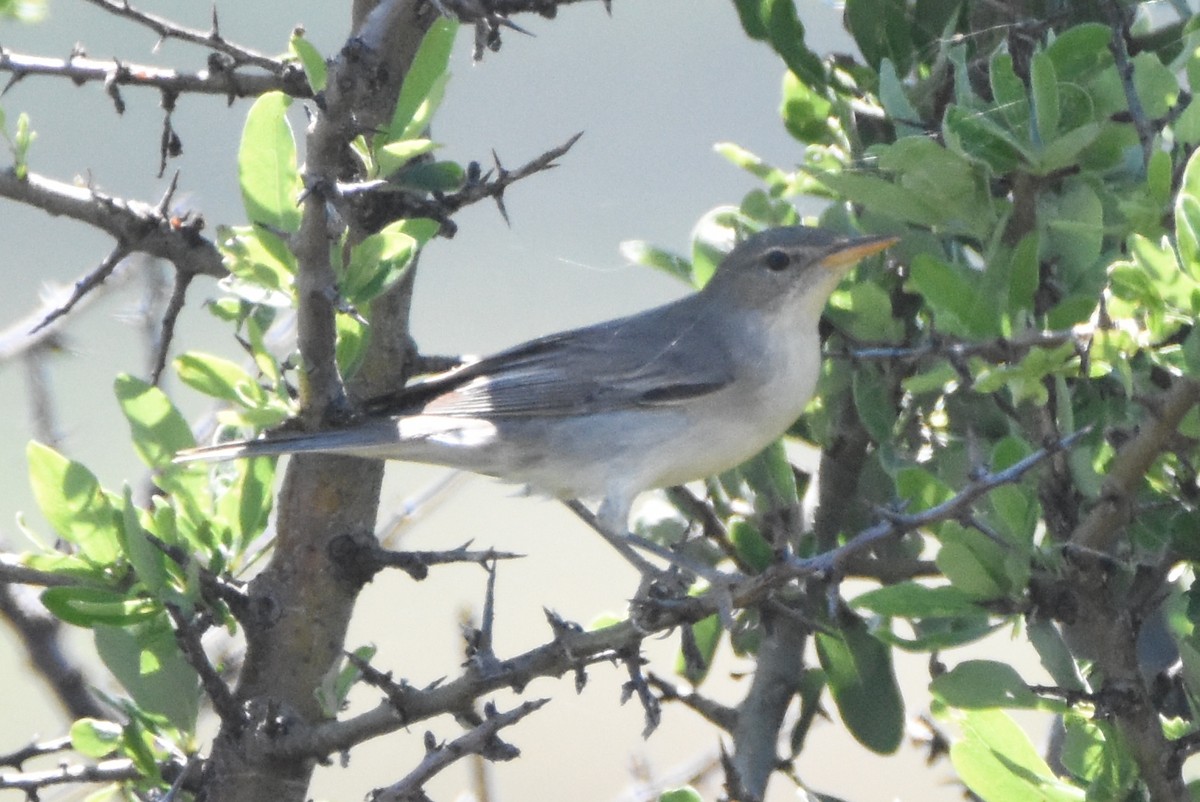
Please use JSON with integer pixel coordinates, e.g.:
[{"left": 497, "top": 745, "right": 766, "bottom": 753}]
[{"left": 763, "top": 249, "right": 791, "bottom": 271}]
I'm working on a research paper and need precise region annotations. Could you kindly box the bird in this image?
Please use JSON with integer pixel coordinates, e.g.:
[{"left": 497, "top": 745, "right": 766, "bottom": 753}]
[{"left": 174, "top": 225, "right": 897, "bottom": 537}]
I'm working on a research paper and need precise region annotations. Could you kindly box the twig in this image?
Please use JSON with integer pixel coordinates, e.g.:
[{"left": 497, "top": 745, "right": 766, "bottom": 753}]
[
  {"left": 370, "top": 699, "right": 548, "bottom": 802},
  {"left": 165, "top": 604, "right": 244, "bottom": 730},
  {"left": 149, "top": 269, "right": 193, "bottom": 385},
  {"left": 0, "top": 735, "right": 73, "bottom": 769},
  {"left": 337, "top": 132, "right": 584, "bottom": 233},
  {"left": 369, "top": 543, "right": 522, "bottom": 581},
  {"left": 646, "top": 673, "right": 737, "bottom": 732},
  {"left": 837, "top": 327, "right": 1089, "bottom": 364},
  {"left": 0, "top": 258, "right": 136, "bottom": 365},
  {"left": 787, "top": 427, "right": 1094, "bottom": 579},
  {"left": 0, "top": 169, "right": 227, "bottom": 281},
  {"left": 0, "top": 758, "right": 143, "bottom": 792},
  {"left": 31, "top": 245, "right": 130, "bottom": 334},
  {"left": 0, "top": 48, "right": 307, "bottom": 100},
  {"left": 79, "top": 0, "right": 285, "bottom": 72},
  {"left": 1071, "top": 377, "right": 1200, "bottom": 552}
]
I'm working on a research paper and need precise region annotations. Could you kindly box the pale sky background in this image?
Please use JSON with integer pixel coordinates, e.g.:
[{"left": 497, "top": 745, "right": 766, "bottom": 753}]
[{"left": 0, "top": 3, "right": 1046, "bottom": 801}]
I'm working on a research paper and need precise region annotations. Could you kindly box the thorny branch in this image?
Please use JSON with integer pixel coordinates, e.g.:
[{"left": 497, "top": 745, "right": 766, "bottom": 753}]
[
  {"left": 79, "top": 0, "right": 285, "bottom": 73},
  {"left": 264, "top": 429, "right": 1084, "bottom": 762},
  {"left": 0, "top": 48, "right": 308, "bottom": 101},
  {"left": 337, "top": 131, "right": 584, "bottom": 234},
  {"left": 0, "top": 169, "right": 226, "bottom": 281},
  {"left": 369, "top": 699, "right": 548, "bottom": 802}
]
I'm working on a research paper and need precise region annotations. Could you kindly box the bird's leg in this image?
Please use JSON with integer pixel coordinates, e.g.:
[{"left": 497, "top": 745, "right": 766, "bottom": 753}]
[
  {"left": 564, "top": 499, "right": 660, "bottom": 577},
  {"left": 567, "top": 498, "right": 730, "bottom": 589}
]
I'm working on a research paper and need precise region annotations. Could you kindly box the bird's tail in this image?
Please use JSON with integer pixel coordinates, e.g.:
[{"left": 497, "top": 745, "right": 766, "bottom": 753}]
[{"left": 172, "top": 424, "right": 400, "bottom": 464}]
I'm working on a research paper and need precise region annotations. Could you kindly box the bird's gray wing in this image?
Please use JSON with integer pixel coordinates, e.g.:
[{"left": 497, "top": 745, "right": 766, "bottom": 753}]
[{"left": 367, "top": 297, "right": 736, "bottom": 418}]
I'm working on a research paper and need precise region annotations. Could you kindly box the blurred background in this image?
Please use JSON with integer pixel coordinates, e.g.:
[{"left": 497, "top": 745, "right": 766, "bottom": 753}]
[{"left": 0, "top": 2, "right": 1040, "bottom": 800}]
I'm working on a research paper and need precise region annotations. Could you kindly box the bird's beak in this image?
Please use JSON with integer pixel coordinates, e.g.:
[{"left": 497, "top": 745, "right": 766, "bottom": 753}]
[{"left": 818, "top": 234, "right": 900, "bottom": 270}]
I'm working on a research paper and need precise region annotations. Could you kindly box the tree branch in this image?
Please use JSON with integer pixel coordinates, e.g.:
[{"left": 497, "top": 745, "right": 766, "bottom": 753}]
[
  {"left": 0, "top": 47, "right": 308, "bottom": 100},
  {"left": 1071, "top": 376, "right": 1200, "bottom": 552},
  {"left": 0, "top": 169, "right": 227, "bottom": 280},
  {"left": 79, "top": 0, "right": 285, "bottom": 72},
  {"left": 370, "top": 699, "right": 548, "bottom": 802}
]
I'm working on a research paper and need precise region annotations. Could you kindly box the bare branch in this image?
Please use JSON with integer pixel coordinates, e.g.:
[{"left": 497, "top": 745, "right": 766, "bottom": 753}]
[
  {"left": 165, "top": 604, "right": 244, "bottom": 730},
  {"left": 338, "top": 132, "right": 584, "bottom": 234},
  {"left": 0, "top": 735, "right": 73, "bottom": 769},
  {"left": 0, "top": 758, "right": 143, "bottom": 792},
  {"left": 0, "top": 48, "right": 308, "bottom": 100},
  {"left": 837, "top": 327, "right": 1090, "bottom": 365},
  {"left": 79, "top": 0, "right": 285, "bottom": 72},
  {"left": 370, "top": 699, "right": 548, "bottom": 802},
  {"left": 0, "top": 257, "right": 137, "bottom": 365},
  {"left": 149, "top": 269, "right": 193, "bottom": 385},
  {"left": 647, "top": 673, "right": 737, "bottom": 732},
  {"left": 370, "top": 543, "right": 522, "bottom": 581},
  {"left": 31, "top": 244, "right": 130, "bottom": 333},
  {"left": 0, "top": 169, "right": 227, "bottom": 280}
]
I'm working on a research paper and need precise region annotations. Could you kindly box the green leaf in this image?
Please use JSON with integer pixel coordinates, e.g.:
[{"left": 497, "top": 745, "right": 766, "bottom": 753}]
[
  {"left": 385, "top": 18, "right": 458, "bottom": 142},
  {"left": 729, "top": 517, "right": 773, "bottom": 572},
  {"left": 175, "top": 352, "right": 266, "bottom": 407},
  {"left": 852, "top": 367, "right": 896, "bottom": 443},
  {"left": 739, "top": 439, "right": 798, "bottom": 508},
  {"left": 1030, "top": 51, "right": 1060, "bottom": 143},
  {"left": 809, "top": 168, "right": 941, "bottom": 230},
  {"left": 827, "top": 280, "right": 904, "bottom": 342},
  {"left": 1059, "top": 716, "right": 1137, "bottom": 798},
  {"left": 119, "top": 485, "right": 168, "bottom": 596},
  {"left": 779, "top": 71, "right": 835, "bottom": 145},
  {"left": 879, "top": 58, "right": 923, "bottom": 138},
  {"left": 40, "top": 587, "right": 158, "bottom": 627},
  {"left": 1044, "top": 24, "right": 1111, "bottom": 83},
  {"left": 27, "top": 441, "right": 121, "bottom": 564},
  {"left": 894, "top": 465, "right": 954, "bottom": 512},
  {"left": 619, "top": 240, "right": 692, "bottom": 283},
  {"left": 114, "top": 375, "right": 195, "bottom": 468},
  {"left": 238, "top": 92, "right": 302, "bottom": 232},
  {"left": 846, "top": 0, "right": 912, "bottom": 74},
  {"left": 1027, "top": 618, "right": 1085, "bottom": 692},
  {"left": 95, "top": 622, "right": 200, "bottom": 733},
  {"left": 851, "top": 582, "right": 981, "bottom": 618},
  {"left": 714, "top": 141, "right": 788, "bottom": 190},
  {"left": 394, "top": 160, "right": 464, "bottom": 192},
  {"left": 943, "top": 105, "right": 1027, "bottom": 174},
  {"left": 935, "top": 522, "right": 1010, "bottom": 600},
  {"left": 931, "top": 660, "right": 1039, "bottom": 709},
  {"left": 335, "top": 313, "right": 370, "bottom": 380},
  {"left": 658, "top": 789, "right": 703, "bottom": 802},
  {"left": 288, "top": 29, "right": 327, "bottom": 93},
  {"left": 763, "top": 0, "right": 825, "bottom": 88},
  {"left": 343, "top": 221, "right": 419, "bottom": 305},
  {"left": 70, "top": 718, "right": 123, "bottom": 758},
  {"left": 1036, "top": 178, "right": 1099, "bottom": 278},
  {"left": 815, "top": 615, "right": 904, "bottom": 754},
  {"left": 732, "top": 0, "right": 768, "bottom": 40},
  {"left": 376, "top": 138, "right": 439, "bottom": 178},
  {"left": 1176, "top": 148, "right": 1200, "bottom": 280},
  {"left": 952, "top": 710, "right": 1085, "bottom": 802},
  {"left": 676, "top": 614, "right": 721, "bottom": 685}
]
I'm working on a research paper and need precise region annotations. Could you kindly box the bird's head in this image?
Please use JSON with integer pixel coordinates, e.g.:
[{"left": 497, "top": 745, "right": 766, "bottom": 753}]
[{"left": 704, "top": 226, "right": 898, "bottom": 319}]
